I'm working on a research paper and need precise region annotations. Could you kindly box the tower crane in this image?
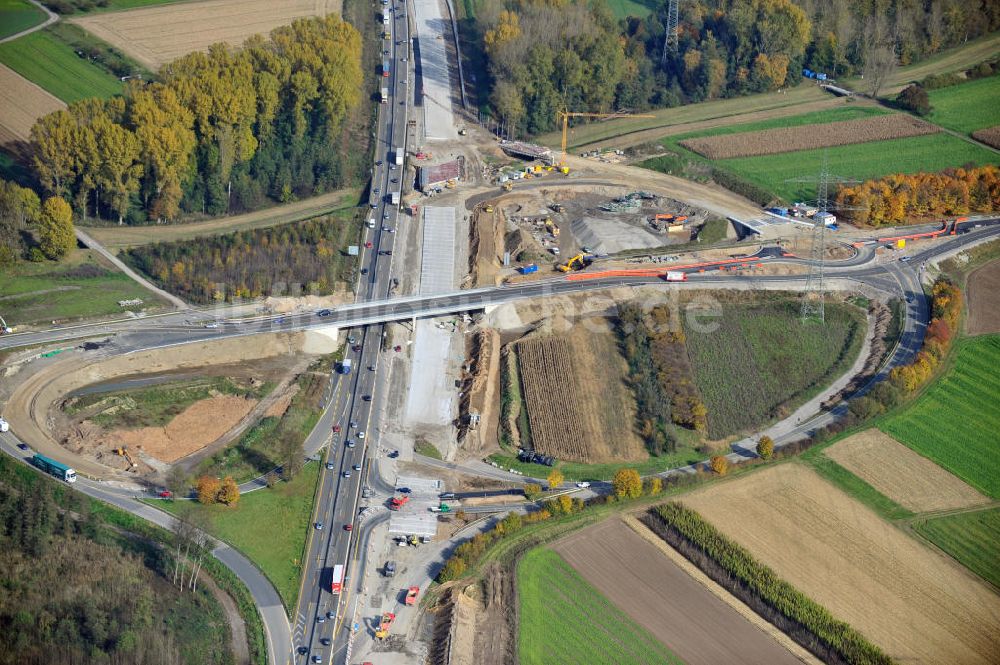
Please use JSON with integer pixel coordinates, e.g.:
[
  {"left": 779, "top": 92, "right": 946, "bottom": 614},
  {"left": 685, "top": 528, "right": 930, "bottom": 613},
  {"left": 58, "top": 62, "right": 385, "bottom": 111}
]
[{"left": 557, "top": 111, "right": 655, "bottom": 165}]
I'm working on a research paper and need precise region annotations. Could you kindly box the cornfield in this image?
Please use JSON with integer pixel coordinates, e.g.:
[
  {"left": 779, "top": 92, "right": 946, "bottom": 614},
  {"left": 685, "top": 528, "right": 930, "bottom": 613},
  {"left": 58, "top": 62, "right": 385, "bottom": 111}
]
[
  {"left": 972, "top": 126, "right": 1000, "bottom": 150},
  {"left": 680, "top": 114, "right": 939, "bottom": 160}
]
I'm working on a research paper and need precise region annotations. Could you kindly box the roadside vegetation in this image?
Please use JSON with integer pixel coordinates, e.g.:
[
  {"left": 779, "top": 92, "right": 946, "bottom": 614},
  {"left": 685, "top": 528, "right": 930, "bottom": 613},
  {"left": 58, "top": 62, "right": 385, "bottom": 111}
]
[
  {"left": 0, "top": 0, "right": 47, "bottom": 40},
  {"left": 0, "top": 28, "right": 123, "bottom": 101},
  {"left": 517, "top": 548, "right": 682, "bottom": 665},
  {"left": 63, "top": 376, "right": 271, "bottom": 429},
  {"left": 913, "top": 507, "right": 1000, "bottom": 589},
  {"left": 157, "top": 462, "right": 320, "bottom": 610},
  {"left": 0, "top": 454, "right": 239, "bottom": 665},
  {"left": 124, "top": 212, "right": 360, "bottom": 303}
]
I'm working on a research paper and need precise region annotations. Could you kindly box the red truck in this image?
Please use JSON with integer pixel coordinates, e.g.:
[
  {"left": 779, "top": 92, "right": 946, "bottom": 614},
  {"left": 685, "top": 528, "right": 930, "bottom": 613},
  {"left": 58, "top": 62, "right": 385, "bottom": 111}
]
[
  {"left": 405, "top": 586, "right": 419, "bottom": 606},
  {"left": 390, "top": 495, "right": 410, "bottom": 510}
]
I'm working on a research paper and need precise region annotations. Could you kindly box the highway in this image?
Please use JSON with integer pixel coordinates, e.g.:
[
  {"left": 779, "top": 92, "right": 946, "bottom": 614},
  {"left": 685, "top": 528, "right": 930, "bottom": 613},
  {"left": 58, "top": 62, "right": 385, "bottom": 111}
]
[{"left": 290, "top": 2, "right": 412, "bottom": 665}]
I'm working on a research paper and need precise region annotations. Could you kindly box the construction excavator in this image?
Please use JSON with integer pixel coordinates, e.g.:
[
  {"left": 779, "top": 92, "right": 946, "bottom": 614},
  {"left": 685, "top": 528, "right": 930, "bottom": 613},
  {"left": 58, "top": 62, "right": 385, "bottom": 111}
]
[
  {"left": 114, "top": 446, "right": 138, "bottom": 469},
  {"left": 375, "top": 611, "right": 396, "bottom": 639},
  {"left": 557, "top": 253, "right": 594, "bottom": 272}
]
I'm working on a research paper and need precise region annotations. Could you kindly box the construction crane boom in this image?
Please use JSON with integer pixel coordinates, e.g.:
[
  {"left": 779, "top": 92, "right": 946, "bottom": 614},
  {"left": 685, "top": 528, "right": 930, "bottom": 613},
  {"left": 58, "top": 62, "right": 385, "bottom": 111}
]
[{"left": 558, "top": 111, "right": 655, "bottom": 163}]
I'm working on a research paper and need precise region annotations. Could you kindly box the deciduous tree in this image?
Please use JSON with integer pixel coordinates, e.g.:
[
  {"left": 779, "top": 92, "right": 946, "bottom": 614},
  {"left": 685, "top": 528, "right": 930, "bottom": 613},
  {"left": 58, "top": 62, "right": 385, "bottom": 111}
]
[
  {"left": 546, "top": 469, "right": 564, "bottom": 490},
  {"left": 756, "top": 436, "right": 774, "bottom": 460},
  {"left": 196, "top": 476, "right": 221, "bottom": 505},
  {"left": 217, "top": 477, "right": 240, "bottom": 506},
  {"left": 710, "top": 455, "right": 730, "bottom": 476},
  {"left": 37, "top": 196, "right": 75, "bottom": 260},
  {"left": 612, "top": 468, "right": 642, "bottom": 499},
  {"left": 523, "top": 483, "right": 542, "bottom": 500}
]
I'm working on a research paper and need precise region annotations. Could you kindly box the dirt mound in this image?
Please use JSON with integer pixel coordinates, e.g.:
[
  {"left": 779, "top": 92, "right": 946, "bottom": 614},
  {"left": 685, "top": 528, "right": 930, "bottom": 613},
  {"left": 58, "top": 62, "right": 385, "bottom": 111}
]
[
  {"left": 114, "top": 394, "right": 257, "bottom": 463},
  {"left": 457, "top": 329, "right": 500, "bottom": 454}
]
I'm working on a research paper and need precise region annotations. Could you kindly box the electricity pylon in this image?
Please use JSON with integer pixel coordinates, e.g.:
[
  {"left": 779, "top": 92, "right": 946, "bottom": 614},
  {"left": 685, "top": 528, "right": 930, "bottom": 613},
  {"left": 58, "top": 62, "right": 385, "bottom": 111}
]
[{"left": 661, "top": 0, "right": 679, "bottom": 65}]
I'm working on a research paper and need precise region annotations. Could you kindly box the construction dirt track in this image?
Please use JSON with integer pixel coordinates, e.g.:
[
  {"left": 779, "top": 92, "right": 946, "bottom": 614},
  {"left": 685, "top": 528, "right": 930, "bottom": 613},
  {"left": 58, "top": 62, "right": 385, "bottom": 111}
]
[{"left": 552, "top": 519, "right": 809, "bottom": 665}]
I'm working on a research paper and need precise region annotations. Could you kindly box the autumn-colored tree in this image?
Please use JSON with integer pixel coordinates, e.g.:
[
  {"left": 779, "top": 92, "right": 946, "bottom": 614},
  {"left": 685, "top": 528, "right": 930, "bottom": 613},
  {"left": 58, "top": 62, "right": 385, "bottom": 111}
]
[
  {"left": 37, "top": 196, "right": 75, "bottom": 260},
  {"left": 196, "top": 476, "right": 221, "bottom": 505},
  {"left": 454, "top": 509, "right": 468, "bottom": 523},
  {"left": 710, "top": 455, "right": 730, "bottom": 476},
  {"left": 612, "top": 468, "right": 643, "bottom": 499},
  {"left": 644, "top": 476, "right": 663, "bottom": 496},
  {"left": 557, "top": 494, "right": 573, "bottom": 514},
  {"left": 217, "top": 477, "right": 240, "bottom": 506},
  {"left": 523, "top": 483, "right": 542, "bottom": 500},
  {"left": 756, "top": 436, "right": 774, "bottom": 461},
  {"left": 0, "top": 179, "right": 41, "bottom": 263},
  {"left": 546, "top": 469, "right": 564, "bottom": 491},
  {"left": 438, "top": 556, "right": 466, "bottom": 582},
  {"left": 30, "top": 109, "right": 78, "bottom": 198}
]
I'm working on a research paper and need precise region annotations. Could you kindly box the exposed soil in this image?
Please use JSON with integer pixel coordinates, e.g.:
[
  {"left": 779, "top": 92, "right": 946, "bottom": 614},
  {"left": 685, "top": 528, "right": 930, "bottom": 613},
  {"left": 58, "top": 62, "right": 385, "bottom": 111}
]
[
  {"left": 825, "top": 429, "right": 991, "bottom": 512},
  {"left": 472, "top": 563, "right": 516, "bottom": 665},
  {"left": 0, "top": 63, "right": 64, "bottom": 148},
  {"left": 198, "top": 566, "right": 250, "bottom": 665},
  {"left": 552, "top": 518, "right": 807, "bottom": 665},
  {"left": 457, "top": 329, "right": 500, "bottom": 455},
  {"left": 683, "top": 464, "right": 1000, "bottom": 665},
  {"left": 966, "top": 258, "right": 1000, "bottom": 335}
]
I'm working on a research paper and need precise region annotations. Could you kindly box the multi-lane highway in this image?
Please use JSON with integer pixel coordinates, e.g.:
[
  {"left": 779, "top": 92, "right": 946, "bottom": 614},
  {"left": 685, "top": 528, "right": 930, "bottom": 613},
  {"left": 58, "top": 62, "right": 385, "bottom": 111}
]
[{"left": 290, "top": 2, "right": 411, "bottom": 664}]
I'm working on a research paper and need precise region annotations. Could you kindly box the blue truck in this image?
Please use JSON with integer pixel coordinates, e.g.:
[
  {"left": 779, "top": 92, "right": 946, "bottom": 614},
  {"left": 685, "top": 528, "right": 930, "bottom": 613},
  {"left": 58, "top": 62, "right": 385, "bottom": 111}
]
[
  {"left": 517, "top": 264, "right": 538, "bottom": 275},
  {"left": 339, "top": 358, "right": 353, "bottom": 375}
]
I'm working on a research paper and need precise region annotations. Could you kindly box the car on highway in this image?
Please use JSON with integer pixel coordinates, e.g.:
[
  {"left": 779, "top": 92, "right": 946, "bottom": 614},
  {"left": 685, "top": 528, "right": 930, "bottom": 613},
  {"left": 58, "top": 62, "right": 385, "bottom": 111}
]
[
  {"left": 369, "top": 365, "right": 376, "bottom": 371},
  {"left": 203, "top": 322, "right": 219, "bottom": 329},
  {"left": 317, "top": 309, "right": 332, "bottom": 317},
  {"left": 439, "top": 492, "right": 456, "bottom": 500},
  {"left": 297, "top": 646, "right": 308, "bottom": 655},
  {"left": 350, "top": 420, "right": 357, "bottom": 428},
  {"left": 158, "top": 490, "right": 173, "bottom": 498},
  {"left": 391, "top": 178, "right": 398, "bottom": 183},
  {"left": 376, "top": 160, "right": 383, "bottom": 166},
  {"left": 365, "top": 241, "right": 373, "bottom": 248},
  {"left": 326, "top": 611, "right": 335, "bottom": 619},
  {"left": 379, "top": 250, "right": 392, "bottom": 256},
  {"left": 343, "top": 470, "right": 351, "bottom": 478},
  {"left": 17, "top": 443, "right": 29, "bottom": 451},
  {"left": 575, "top": 482, "right": 591, "bottom": 488},
  {"left": 326, "top": 461, "right": 335, "bottom": 470},
  {"left": 388, "top": 450, "right": 399, "bottom": 458},
  {"left": 374, "top": 187, "right": 380, "bottom": 194},
  {"left": 357, "top": 432, "right": 365, "bottom": 439},
  {"left": 346, "top": 440, "right": 356, "bottom": 448},
  {"left": 361, "top": 267, "right": 369, "bottom": 275},
  {"left": 311, "top": 656, "right": 321, "bottom": 664},
  {"left": 370, "top": 203, "right": 377, "bottom": 209},
  {"left": 362, "top": 395, "right": 372, "bottom": 401},
  {"left": 314, "top": 522, "right": 324, "bottom": 530},
  {"left": 0, "top": 417, "right": 9, "bottom": 432},
  {"left": 343, "top": 523, "right": 353, "bottom": 531},
  {"left": 333, "top": 424, "right": 341, "bottom": 433},
  {"left": 393, "top": 345, "right": 402, "bottom": 352},
  {"left": 382, "top": 225, "right": 391, "bottom": 232},
  {"left": 352, "top": 344, "right": 362, "bottom": 352},
  {"left": 352, "top": 464, "right": 362, "bottom": 471}
]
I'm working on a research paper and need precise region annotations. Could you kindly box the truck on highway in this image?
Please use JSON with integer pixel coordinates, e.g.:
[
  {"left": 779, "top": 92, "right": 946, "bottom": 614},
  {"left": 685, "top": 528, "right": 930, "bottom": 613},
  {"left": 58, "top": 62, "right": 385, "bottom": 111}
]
[
  {"left": 330, "top": 564, "right": 344, "bottom": 594},
  {"left": 382, "top": 59, "right": 390, "bottom": 77},
  {"left": 664, "top": 271, "right": 687, "bottom": 282},
  {"left": 380, "top": 87, "right": 388, "bottom": 103},
  {"left": 31, "top": 454, "right": 77, "bottom": 483},
  {"left": 394, "top": 150, "right": 403, "bottom": 166},
  {"left": 338, "top": 358, "right": 353, "bottom": 375},
  {"left": 390, "top": 192, "right": 400, "bottom": 205}
]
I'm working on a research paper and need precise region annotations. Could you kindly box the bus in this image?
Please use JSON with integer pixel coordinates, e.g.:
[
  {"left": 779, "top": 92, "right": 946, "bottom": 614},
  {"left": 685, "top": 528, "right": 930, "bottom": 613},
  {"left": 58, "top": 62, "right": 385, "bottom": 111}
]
[
  {"left": 31, "top": 454, "right": 77, "bottom": 483},
  {"left": 331, "top": 564, "right": 344, "bottom": 594},
  {"left": 382, "top": 59, "right": 390, "bottom": 77}
]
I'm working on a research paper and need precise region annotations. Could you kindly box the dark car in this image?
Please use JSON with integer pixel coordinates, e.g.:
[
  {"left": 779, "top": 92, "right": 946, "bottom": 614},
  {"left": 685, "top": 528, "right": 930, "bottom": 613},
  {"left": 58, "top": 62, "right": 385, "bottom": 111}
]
[
  {"left": 317, "top": 309, "right": 332, "bottom": 317},
  {"left": 440, "top": 492, "right": 456, "bottom": 500},
  {"left": 397, "top": 487, "right": 411, "bottom": 494},
  {"left": 316, "top": 615, "right": 325, "bottom": 623},
  {"left": 352, "top": 464, "right": 362, "bottom": 471},
  {"left": 379, "top": 250, "right": 392, "bottom": 256},
  {"left": 297, "top": 646, "right": 308, "bottom": 655},
  {"left": 346, "top": 439, "right": 356, "bottom": 448},
  {"left": 17, "top": 443, "right": 29, "bottom": 451},
  {"left": 388, "top": 450, "right": 399, "bottom": 459},
  {"left": 352, "top": 344, "right": 362, "bottom": 352},
  {"left": 312, "top": 656, "right": 322, "bottom": 663},
  {"left": 361, "top": 267, "right": 369, "bottom": 275},
  {"left": 320, "top": 638, "right": 331, "bottom": 646},
  {"left": 343, "top": 523, "right": 353, "bottom": 531},
  {"left": 362, "top": 395, "right": 372, "bottom": 401}
]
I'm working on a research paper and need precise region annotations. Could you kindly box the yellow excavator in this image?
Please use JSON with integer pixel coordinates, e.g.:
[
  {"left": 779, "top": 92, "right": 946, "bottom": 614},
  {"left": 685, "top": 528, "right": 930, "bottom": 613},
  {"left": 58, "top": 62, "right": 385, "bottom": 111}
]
[
  {"left": 557, "top": 253, "right": 593, "bottom": 272},
  {"left": 114, "top": 446, "right": 138, "bottom": 469}
]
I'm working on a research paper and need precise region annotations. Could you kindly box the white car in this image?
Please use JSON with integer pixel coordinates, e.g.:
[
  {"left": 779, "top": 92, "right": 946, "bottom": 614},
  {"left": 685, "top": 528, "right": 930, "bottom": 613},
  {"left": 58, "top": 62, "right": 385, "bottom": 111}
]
[
  {"left": 0, "top": 417, "right": 8, "bottom": 432},
  {"left": 575, "top": 482, "right": 590, "bottom": 488}
]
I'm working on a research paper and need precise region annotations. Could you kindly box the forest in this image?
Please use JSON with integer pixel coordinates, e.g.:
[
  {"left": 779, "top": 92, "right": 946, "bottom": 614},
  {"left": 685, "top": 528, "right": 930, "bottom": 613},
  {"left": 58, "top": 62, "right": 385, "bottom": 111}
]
[
  {"left": 124, "top": 214, "right": 356, "bottom": 302},
  {"left": 835, "top": 165, "right": 1000, "bottom": 226},
  {"left": 473, "top": 0, "right": 1000, "bottom": 136},
  {"left": 0, "top": 455, "right": 232, "bottom": 665},
  {"left": 29, "top": 15, "right": 364, "bottom": 225}
]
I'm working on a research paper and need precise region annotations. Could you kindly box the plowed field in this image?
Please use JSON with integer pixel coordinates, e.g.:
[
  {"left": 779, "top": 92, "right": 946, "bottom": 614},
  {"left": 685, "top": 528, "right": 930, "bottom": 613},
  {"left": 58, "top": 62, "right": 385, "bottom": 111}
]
[
  {"left": 515, "top": 321, "right": 645, "bottom": 463},
  {"left": 680, "top": 113, "right": 938, "bottom": 159},
  {"left": 967, "top": 259, "right": 1000, "bottom": 335},
  {"left": 684, "top": 464, "right": 1000, "bottom": 665},
  {"left": 550, "top": 519, "right": 808, "bottom": 665},
  {"left": 72, "top": 0, "right": 343, "bottom": 71},
  {"left": 824, "top": 429, "right": 990, "bottom": 512},
  {"left": 0, "top": 62, "right": 63, "bottom": 147}
]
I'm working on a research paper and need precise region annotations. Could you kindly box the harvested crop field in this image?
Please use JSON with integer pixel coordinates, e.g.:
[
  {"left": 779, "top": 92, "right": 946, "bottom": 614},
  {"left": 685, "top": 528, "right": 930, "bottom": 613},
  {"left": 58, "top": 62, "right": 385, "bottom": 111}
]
[
  {"left": 972, "top": 126, "right": 1000, "bottom": 150},
  {"left": 514, "top": 321, "right": 645, "bottom": 463},
  {"left": 0, "top": 63, "right": 63, "bottom": 147},
  {"left": 551, "top": 519, "right": 807, "bottom": 665},
  {"left": 116, "top": 394, "right": 257, "bottom": 462},
  {"left": 684, "top": 464, "right": 1000, "bottom": 665},
  {"left": 72, "top": 0, "right": 343, "bottom": 71},
  {"left": 680, "top": 113, "right": 938, "bottom": 159},
  {"left": 824, "top": 429, "right": 990, "bottom": 512},
  {"left": 967, "top": 259, "right": 1000, "bottom": 335}
]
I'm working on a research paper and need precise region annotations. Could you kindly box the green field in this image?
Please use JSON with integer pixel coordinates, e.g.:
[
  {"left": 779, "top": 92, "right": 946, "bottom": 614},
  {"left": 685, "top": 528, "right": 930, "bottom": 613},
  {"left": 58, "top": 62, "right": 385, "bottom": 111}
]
[
  {"left": 715, "top": 132, "right": 997, "bottom": 202},
  {"left": 0, "top": 28, "right": 122, "bottom": 102},
  {"left": 156, "top": 462, "right": 320, "bottom": 610},
  {"left": 880, "top": 335, "right": 1000, "bottom": 498},
  {"left": 605, "top": 0, "right": 657, "bottom": 19},
  {"left": 64, "top": 377, "right": 271, "bottom": 429},
  {"left": 914, "top": 507, "right": 1000, "bottom": 589},
  {"left": 0, "top": 249, "right": 166, "bottom": 325},
  {"left": 804, "top": 453, "right": 915, "bottom": 521},
  {"left": 927, "top": 75, "right": 1000, "bottom": 134},
  {"left": 0, "top": 0, "right": 47, "bottom": 40},
  {"left": 518, "top": 548, "right": 683, "bottom": 665},
  {"left": 667, "top": 105, "right": 888, "bottom": 145},
  {"left": 683, "top": 299, "right": 866, "bottom": 438}
]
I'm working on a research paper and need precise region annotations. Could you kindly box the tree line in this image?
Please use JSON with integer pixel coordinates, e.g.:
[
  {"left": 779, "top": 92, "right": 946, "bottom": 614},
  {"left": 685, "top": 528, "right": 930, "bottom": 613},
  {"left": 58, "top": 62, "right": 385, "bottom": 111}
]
[
  {"left": 123, "top": 215, "right": 353, "bottom": 303},
  {"left": 0, "top": 179, "right": 76, "bottom": 266},
  {"left": 835, "top": 166, "right": 1000, "bottom": 227},
  {"left": 473, "top": 0, "right": 1000, "bottom": 136},
  {"left": 30, "top": 16, "right": 364, "bottom": 225}
]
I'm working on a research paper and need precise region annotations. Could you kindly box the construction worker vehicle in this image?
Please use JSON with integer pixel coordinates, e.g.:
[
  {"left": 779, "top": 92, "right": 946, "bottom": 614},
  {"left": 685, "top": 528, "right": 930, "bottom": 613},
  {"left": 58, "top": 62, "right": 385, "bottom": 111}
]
[
  {"left": 405, "top": 586, "right": 419, "bottom": 606},
  {"left": 375, "top": 612, "right": 396, "bottom": 639},
  {"left": 389, "top": 495, "right": 410, "bottom": 510},
  {"left": 114, "top": 446, "right": 138, "bottom": 469},
  {"left": 557, "top": 253, "right": 594, "bottom": 272}
]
